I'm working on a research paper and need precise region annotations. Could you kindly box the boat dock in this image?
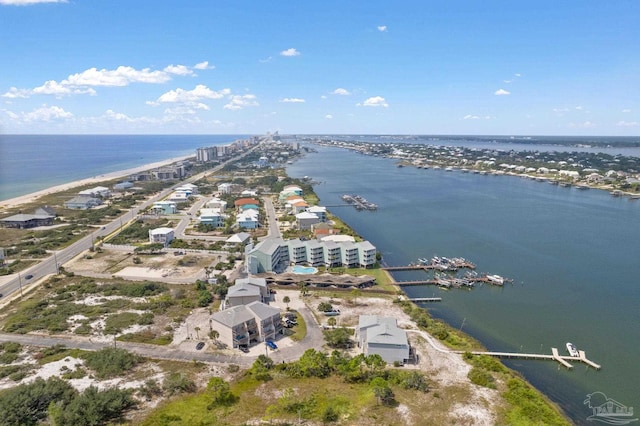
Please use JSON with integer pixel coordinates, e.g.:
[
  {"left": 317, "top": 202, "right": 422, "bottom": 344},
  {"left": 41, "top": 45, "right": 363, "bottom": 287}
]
[
  {"left": 408, "top": 297, "right": 442, "bottom": 302},
  {"left": 341, "top": 194, "right": 378, "bottom": 211},
  {"left": 383, "top": 262, "right": 476, "bottom": 272},
  {"left": 454, "top": 348, "right": 601, "bottom": 370}
]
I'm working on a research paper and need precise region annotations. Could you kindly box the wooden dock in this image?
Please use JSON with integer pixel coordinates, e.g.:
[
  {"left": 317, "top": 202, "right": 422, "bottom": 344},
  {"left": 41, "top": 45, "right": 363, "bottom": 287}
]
[
  {"left": 454, "top": 348, "right": 601, "bottom": 370},
  {"left": 383, "top": 263, "right": 476, "bottom": 272},
  {"left": 408, "top": 297, "right": 442, "bottom": 302}
]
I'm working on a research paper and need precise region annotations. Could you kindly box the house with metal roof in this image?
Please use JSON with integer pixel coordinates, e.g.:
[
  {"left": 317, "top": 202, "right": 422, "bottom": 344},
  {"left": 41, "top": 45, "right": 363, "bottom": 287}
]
[
  {"left": 0, "top": 213, "right": 55, "bottom": 229},
  {"left": 224, "top": 283, "right": 262, "bottom": 308},
  {"left": 64, "top": 195, "right": 103, "bottom": 210},
  {"left": 355, "top": 315, "right": 410, "bottom": 364},
  {"left": 148, "top": 227, "right": 174, "bottom": 246}
]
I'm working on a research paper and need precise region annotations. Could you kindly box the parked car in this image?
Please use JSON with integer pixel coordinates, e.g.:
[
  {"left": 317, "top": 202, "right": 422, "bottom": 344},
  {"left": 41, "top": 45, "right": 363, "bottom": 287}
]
[
  {"left": 265, "top": 340, "right": 277, "bottom": 350},
  {"left": 25, "top": 274, "right": 33, "bottom": 280},
  {"left": 196, "top": 342, "right": 205, "bottom": 350},
  {"left": 238, "top": 345, "right": 249, "bottom": 353}
]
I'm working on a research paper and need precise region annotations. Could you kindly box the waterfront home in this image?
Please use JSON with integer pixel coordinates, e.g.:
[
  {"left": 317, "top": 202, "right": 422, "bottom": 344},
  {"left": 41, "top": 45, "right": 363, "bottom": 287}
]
[
  {"left": 282, "top": 185, "right": 302, "bottom": 195},
  {"left": 34, "top": 206, "right": 56, "bottom": 217},
  {"left": 290, "top": 200, "right": 309, "bottom": 214},
  {"left": 307, "top": 206, "right": 327, "bottom": 222},
  {"left": 151, "top": 201, "right": 177, "bottom": 215},
  {"left": 295, "top": 211, "right": 320, "bottom": 230},
  {"left": 198, "top": 208, "right": 226, "bottom": 227},
  {"left": 241, "top": 189, "right": 258, "bottom": 197},
  {"left": 312, "top": 222, "right": 339, "bottom": 238},
  {"left": 355, "top": 315, "right": 410, "bottom": 365},
  {"left": 211, "top": 301, "right": 282, "bottom": 349},
  {"left": 180, "top": 183, "right": 198, "bottom": 194},
  {"left": 148, "top": 227, "right": 174, "bottom": 246},
  {"left": 236, "top": 209, "right": 259, "bottom": 229},
  {"left": 559, "top": 170, "right": 580, "bottom": 179},
  {"left": 64, "top": 195, "right": 102, "bottom": 210}
]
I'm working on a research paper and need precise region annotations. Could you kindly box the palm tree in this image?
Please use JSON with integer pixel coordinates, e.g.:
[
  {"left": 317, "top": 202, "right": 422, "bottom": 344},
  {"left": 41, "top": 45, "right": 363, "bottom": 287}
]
[
  {"left": 283, "top": 295, "right": 291, "bottom": 310},
  {"left": 195, "top": 326, "right": 201, "bottom": 340},
  {"left": 210, "top": 329, "right": 219, "bottom": 341}
]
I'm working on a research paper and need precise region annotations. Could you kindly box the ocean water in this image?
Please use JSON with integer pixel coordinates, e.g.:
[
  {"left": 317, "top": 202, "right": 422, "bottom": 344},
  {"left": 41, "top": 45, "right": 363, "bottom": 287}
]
[
  {"left": 286, "top": 144, "right": 640, "bottom": 423},
  {"left": 0, "top": 134, "right": 247, "bottom": 201}
]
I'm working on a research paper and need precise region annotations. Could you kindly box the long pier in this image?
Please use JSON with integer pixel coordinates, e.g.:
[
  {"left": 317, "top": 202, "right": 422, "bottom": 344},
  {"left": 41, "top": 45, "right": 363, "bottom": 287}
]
[
  {"left": 408, "top": 297, "right": 442, "bottom": 302},
  {"left": 384, "top": 263, "right": 476, "bottom": 272},
  {"left": 453, "top": 348, "right": 601, "bottom": 370}
]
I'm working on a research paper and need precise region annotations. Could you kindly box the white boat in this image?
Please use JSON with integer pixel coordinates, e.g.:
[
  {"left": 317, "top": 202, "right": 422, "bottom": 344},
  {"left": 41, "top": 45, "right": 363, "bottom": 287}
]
[
  {"left": 566, "top": 342, "right": 579, "bottom": 357},
  {"left": 486, "top": 275, "right": 505, "bottom": 285}
]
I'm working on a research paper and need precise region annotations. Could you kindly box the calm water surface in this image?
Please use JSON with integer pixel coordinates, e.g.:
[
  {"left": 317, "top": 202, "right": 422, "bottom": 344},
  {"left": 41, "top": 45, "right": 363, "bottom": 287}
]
[{"left": 287, "top": 144, "right": 640, "bottom": 422}]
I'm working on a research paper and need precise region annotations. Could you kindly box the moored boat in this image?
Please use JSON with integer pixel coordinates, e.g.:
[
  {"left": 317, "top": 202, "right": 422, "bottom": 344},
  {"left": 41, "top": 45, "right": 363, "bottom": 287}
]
[{"left": 566, "top": 342, "right": 579, "bottom": 357}]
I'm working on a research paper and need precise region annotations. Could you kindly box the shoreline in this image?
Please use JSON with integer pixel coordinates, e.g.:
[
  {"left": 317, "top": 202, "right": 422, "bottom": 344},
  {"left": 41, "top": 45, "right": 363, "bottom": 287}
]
[{"left": 0, "top": 155, "right": 194, "bottom": 211}]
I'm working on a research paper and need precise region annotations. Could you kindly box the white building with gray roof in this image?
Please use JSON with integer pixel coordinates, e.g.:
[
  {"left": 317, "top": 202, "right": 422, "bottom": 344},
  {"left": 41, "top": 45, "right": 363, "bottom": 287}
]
[
  {"left": 355, "top": 315, "right": 410, "bottom": 365},
  {"left": 211, "top": 301, "right": 282, "bottom": 349}
]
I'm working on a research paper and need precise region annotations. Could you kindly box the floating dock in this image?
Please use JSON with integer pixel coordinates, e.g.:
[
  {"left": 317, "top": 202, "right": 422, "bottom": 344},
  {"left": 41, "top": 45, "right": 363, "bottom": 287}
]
[
  {"left": 408, "top": 297, "right": 442, "bottom": 302},
  {"left": 454, "top": 348, "right": 601, "bottom": 370},
  {"left": 341, "top": 194, "right": 378, "bottom": 211}
]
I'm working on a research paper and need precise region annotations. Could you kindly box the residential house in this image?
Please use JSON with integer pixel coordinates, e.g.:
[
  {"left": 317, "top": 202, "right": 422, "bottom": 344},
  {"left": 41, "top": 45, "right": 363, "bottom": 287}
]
[
  {"left": 206, "top": 198, "right": 227, "bottom": 211},
  {"left": 226, "top": 232, "right": 251, "bottom": 245},
  {"left": 78, "top": 186, "right": 111, "bottom": 198},
  {"left": 198, "top": 208, "right": 226, "bottom": 228},
  {"left": 237, "top": 209, "right": 259, "bottom": 229},
  {"left": 355, "top": 315, "right": 410, "bottom": 365},
  {"left": 151, "top": 201, "right": 177, "bottom": 215},
  {"left": 296, "top": 211, "right": 320, "bottom": 230},
  {"left": 245, "top": 301, "right": 283, "bottom": 343},
  {"left": 225, "top": 283, "right": 261, "bottom": 308},
  {"left": 148, "top": 227, "right": 174, "bottom": 246},
  {"left": 218, "top": 183, "right": 233, "bottom": 194},
  {"left": 307, "top": 206, "right": 327, "bottom": 222},
  {"left": 167, "top": 192, "right": 189, "bottom": 203},
  {"left": 64, "top": 195, "right": 102, "bottom": 210},
  {"left": 0, "top": 213, "right": 55, "bottom": 229},
  {"left": 113, "top": 181, "right": 134, "bottom": 191},
  {"left": 234, "top": 198, "right": 260, "bottom": 212}
]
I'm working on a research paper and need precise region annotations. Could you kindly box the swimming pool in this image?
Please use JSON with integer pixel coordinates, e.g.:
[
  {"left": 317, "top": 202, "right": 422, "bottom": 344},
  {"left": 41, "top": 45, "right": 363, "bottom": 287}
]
[{"left": 291, "top": 265, "right": 318, "bottom": 274}]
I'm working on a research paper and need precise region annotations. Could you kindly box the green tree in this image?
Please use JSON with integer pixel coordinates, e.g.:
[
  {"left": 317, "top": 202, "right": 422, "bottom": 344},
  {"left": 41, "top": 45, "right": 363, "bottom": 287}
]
[
  {"left": 0, "top": 377, "right": 76, "bottom": 426},
  {"left": 283, "top": 295, "right": 291, "bottom": 310},
  {"left": 206, "top": 377, "right": 238, "bottom": 408},
  {"left": 209, "top": 329, "right": 219, "bottom": 341},
  {"left": 50, "top": 386, "right": 136, "bottom": 426},
  {"left": 327, "top": 317, "right": 337, "bottom": 328},
  {"left": 350, "top": 288, "right": 361, "bottom": 305},
  {"left": 82, "top": 347, "right": 142, "bottom": 379},
  {"left": 162, "top": 372, "right": 196, "bottom": 396},
  {"left": 323, "top": 327, "right": 352, "bottom": 349},
  {"left": 370, "top": 377, "right": 394, "bottom": 405},
  {"left": 318, "top": 301, "right": 333, "bottom": 312}
]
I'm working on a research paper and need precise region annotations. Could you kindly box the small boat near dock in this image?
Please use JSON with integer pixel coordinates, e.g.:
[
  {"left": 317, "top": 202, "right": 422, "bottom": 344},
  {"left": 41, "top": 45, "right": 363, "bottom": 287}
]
[{"left": 566, "top": 342, "right": 579, "bottom": 357}]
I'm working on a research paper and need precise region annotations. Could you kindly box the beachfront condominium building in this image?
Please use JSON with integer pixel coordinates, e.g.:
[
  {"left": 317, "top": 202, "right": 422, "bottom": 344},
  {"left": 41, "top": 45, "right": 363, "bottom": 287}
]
[{"left": 246, "top": 237, "right": 377, "bottom": 274}]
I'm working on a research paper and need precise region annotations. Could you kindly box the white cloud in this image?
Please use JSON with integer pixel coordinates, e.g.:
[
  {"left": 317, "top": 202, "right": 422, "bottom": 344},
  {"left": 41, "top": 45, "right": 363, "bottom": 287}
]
[
  {"left": 224, "top": 94, "right": 259, "bottom": 110},
  {"left": 616, "top": 120, "right": 639, "bottom": 127},
  {"left": 494, "top": 89, "right": 510, "bottom": 96},
  {"left": 575, "top": 105, "right": 584, "bottom": 110},
  {"left": 104, "top": 109, "right": 133, "bottom": 122},
  {"left": 331, "top": 88, "right": 350, "bottom": 96},
  {"left": 377, "top": 25, "right": 387, "bottom": 32},
  {"left": 280, "top": 98, "right": 305, "bottom": 103},
  {"left": 0, "top": 0, "right": 67, "bottom": 5},
  {"left": 361, "top": 96, "right": 388, "bottom": 107},
  {"left": 280, "top": 48, "right": 300, "bottom": 57},
  {"left": 622, "top": 109, "right": 631, "bottom": 113},
  {"left": 514, "top": 73, "right": 522, "bottom": 77},
  {"left": 320, "top": 95, "right": 327, "bottom": 99},
  {"left": 553, "top": 108, "right": 570, "bottom": 113},
  {"left": 163, "top": 64, "right": 194, "bottom": 76},
  {"left": 325, "top": 114, "right": 333, "bottom": 119},
  {"left": 503, "top": 80, "right": 513, "bottom": 84},
  {"left": 463, "top": 115, "right": 480, "bottom": 120},
  {"left": 259, "top": 56, "right": 273, "bottom": 63},
  {"left": 193, "top": 61, "right": 214, "bottom": 70},
  {"left": 23, "top": 104, "right": 73, "bottom": 122},
  {"left": 65, "top": 66, "right": 171, "bottom": 86},
  {"left": 2, "top": 87, "right": 30, "bottom": 98},
  {"left": 154, "top": 85, "right": 231, "bottom": 104}
]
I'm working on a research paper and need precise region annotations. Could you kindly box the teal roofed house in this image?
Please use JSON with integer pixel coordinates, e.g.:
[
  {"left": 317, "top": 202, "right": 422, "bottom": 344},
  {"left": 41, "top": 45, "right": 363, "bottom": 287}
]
[{"left": 241, "top": 204, "right": 259, "bottom": 210}]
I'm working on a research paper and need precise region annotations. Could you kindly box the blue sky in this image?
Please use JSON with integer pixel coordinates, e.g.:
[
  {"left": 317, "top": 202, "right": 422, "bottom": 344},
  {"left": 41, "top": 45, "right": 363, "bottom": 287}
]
[{"left": 1, "top": 0, "right": 638, "bottom": 135}]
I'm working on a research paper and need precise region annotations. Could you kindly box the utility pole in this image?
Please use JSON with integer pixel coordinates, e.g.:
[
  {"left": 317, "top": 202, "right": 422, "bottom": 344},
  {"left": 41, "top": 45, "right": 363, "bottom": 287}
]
[
  {"left": 53, "top": 251, "right": 59, "bottom": 274},
  {"left": 17, "top": 272, "right": 23, "bottom": 298}
]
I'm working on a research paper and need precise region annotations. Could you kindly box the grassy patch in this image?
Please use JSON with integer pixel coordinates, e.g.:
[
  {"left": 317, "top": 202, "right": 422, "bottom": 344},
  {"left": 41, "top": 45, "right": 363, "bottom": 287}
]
[{"left": 287, "top": 312, "right": 306, "bottom": 342}]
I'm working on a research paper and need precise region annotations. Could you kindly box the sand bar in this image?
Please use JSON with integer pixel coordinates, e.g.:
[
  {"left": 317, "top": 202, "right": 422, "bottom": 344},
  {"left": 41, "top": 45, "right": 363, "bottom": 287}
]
[{"left": 0, "top": 154, "right": 193, "bottom": 210}]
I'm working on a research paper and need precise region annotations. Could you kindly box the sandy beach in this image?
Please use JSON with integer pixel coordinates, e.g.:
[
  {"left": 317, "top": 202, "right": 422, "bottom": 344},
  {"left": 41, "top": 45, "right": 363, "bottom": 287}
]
[{"left": 0, "top": 155, "right": 194, "bottom": 211}]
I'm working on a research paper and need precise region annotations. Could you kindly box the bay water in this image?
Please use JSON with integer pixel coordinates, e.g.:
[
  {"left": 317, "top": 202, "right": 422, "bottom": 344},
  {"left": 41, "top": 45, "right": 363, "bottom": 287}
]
[{"left": 286, "top": 143, "right": 640, "bottom": 422}]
